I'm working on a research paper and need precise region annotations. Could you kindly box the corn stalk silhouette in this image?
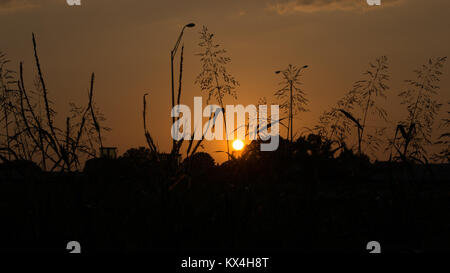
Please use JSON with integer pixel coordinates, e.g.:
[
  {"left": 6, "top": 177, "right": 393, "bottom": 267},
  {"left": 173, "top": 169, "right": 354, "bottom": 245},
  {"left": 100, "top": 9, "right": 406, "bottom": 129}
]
[
  {"left": 195, "top": 26, "right": 239, "bottom": 159},
  {"left": 143, "top": 93, "right": 157, "bottom": 154},
  {"left": 0, "top": 52, "right": 18, "bottom": 161},
  {"left": 143, "top": 91, "right": 223, "bottom": 159},
  {"left": 389, "top": 57, "right": 447, "bottom": 163},
  {"left": 315, "top": 90, "right": 359, "bottom": 150},
  {"left": 143, "top": 26, "right": 224, "bottom": 162},
  {"left": 0, "top": 33, "right": 107, "bottom": 171},
  {"left": 434, "top": 101, "right": 450, "bottom": 162},
  {"left": 320, "top": 56, "right": 389, "bottom": 156},
  {"left": 275, "top": 64, "right": 308, "bottom": 142}
]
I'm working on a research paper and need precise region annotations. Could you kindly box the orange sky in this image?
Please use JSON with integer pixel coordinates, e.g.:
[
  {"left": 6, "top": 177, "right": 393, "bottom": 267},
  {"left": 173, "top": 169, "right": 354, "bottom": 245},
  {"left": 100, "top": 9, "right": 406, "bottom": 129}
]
[{"left": 1, "top": 0, "right": 449, "bottom": 163}]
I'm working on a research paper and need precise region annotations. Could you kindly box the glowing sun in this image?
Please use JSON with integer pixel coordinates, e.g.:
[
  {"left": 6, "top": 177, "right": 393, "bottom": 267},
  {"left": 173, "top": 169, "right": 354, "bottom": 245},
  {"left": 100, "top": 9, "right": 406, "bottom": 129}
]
[{"left": 232, "top": 139, "right": 244, "bottom": 151}]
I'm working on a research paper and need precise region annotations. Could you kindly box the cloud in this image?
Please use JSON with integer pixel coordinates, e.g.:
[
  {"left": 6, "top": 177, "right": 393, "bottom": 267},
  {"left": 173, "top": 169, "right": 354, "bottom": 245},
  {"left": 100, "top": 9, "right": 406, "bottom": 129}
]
[
  {"left": 0, "top": 0, "right": 39, "bottom": 13},
  {"left": 267, "top": 0, "right": 405, "bottom": 14}
]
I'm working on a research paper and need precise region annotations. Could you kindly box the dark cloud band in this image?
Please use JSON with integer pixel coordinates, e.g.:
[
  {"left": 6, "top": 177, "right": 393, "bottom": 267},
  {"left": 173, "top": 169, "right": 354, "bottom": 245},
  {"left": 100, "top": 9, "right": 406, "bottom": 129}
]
[{"left": 268, "top": 0, "right": 404, "bottom": 14}]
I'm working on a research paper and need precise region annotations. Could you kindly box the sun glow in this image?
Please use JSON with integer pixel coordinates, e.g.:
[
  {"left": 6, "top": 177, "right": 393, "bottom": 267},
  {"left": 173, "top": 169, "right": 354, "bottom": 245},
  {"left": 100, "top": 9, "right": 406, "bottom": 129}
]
[{"left": 232, "top": 139, "right": 244, "bottom": 151}]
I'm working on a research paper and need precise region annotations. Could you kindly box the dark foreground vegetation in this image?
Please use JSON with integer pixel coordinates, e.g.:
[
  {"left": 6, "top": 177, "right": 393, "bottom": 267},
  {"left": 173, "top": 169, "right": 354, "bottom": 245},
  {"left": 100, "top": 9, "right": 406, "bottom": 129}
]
[
  {"left": 1, "top": 30, "right": 449, "bottom": 253},
  {"left": 0, "top": 139, "right": 449, "bottom": 253}
]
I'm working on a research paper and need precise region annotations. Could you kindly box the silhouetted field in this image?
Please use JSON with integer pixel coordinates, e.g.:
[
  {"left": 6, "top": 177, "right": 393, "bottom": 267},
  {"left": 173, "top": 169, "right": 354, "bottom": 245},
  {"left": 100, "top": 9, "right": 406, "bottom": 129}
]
[
  {"left": 1, "top": 31, "right": 449, "bottom": 254},
  {"left": 1, "top": 140, "right": 449, "bottom": 253}
]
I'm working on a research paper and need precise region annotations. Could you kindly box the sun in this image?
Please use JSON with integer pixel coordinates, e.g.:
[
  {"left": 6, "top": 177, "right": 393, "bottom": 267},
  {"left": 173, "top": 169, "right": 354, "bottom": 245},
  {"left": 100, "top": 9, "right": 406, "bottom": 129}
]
[{"left": 232, "top": 139, "right": 244, "bottom": 151}]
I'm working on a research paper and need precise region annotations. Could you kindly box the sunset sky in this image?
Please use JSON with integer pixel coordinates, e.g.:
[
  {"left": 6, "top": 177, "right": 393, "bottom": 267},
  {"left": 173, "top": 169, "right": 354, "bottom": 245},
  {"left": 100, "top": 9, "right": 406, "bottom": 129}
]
[{"left": 1, "top": 0, "right": 449, "bottom": 163}]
